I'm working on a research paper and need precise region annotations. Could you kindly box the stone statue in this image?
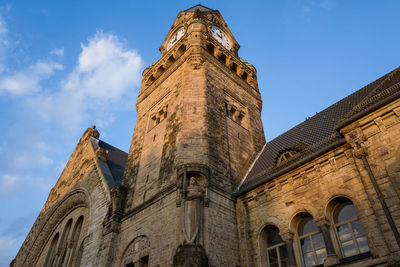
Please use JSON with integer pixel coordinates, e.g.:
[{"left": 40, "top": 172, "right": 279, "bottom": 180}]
[{"left": 182, "top": 177, "right": 203, "bottom": 243}]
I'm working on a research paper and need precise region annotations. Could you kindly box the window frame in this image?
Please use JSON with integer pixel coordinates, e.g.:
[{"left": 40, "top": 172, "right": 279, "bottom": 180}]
[
  {"left": 297, "top": 216, "right": 327, "bottom": 267},
  {"left": 333, "top": 203, "right": 370, "bottom": 258},
  {"left": 266, "top": 241, "right": 287, "bottom": 267}
]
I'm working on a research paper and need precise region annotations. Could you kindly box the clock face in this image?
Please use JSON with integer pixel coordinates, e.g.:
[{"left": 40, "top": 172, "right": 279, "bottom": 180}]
[
  {"left": 167, "top": 27, "right": 186, "bottom": 51},
  {"left": 211, "top": 26, "right": 232, "bottom": 50}
]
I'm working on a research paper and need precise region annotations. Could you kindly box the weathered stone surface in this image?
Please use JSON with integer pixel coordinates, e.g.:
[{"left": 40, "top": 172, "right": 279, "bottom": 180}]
[
  {"left": 12, "top": 5, "right": 400, "bottom": 267},
  {"left": 173, "top": 244, "right": 208, "bottom": 267}
]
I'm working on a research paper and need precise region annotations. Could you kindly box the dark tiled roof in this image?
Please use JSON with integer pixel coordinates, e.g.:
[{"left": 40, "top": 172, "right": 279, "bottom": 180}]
[
  {"left": 236, "top": 67, "right": 400, "bottom": 195},
  {"left": 90, "top": 138, "right": 128, "bottom": 188},
  {"left": 184, "top": 4, "right": 215, "bottom": 13}
]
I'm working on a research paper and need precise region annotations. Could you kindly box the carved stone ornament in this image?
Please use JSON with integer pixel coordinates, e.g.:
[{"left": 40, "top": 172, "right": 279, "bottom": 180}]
[
  {"left": 121, "top": 235, "right": 150, "bottom": 266},
  {"left": 89, "top": 125, "right": 100, "bottom": 139},
  {"left": 345, "top": 128, "right": 367, "bottom": 158},
  {"left": 188, "top": 55, "right": 205, "bottom": 70},
  {"left": 176, "top": 164, "right": 210, "bottom": 245},
  {"left": 182, "top": 176, "right": 204, "bottom": 243},
  {"left": 96, "top": 147, "right": 108, "bottom": 162},
  {"left": 173, "top": 243, "right": 208, "bottom": 267}
]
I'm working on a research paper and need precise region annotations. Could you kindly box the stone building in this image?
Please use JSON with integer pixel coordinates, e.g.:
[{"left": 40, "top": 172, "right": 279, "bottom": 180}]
[{"left": 11, "top": 4, "right": 400, "bottom": 267}]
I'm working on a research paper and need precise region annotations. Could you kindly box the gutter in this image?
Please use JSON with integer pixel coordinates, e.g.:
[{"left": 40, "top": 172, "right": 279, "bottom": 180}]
[
  {"left": 335, "top": 90, "right": 400, "bottom": 130},
  {"left": 233, "top": 138, "right": 346, "bottom": 196}
]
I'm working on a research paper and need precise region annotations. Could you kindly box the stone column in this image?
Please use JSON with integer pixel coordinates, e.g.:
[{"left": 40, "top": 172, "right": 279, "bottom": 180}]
[
  {"left": 316, "top": 219, "right": 339, "bottom": 266},
  {"left": 281, "top": 231, "right": 297, "bottom": 267}
]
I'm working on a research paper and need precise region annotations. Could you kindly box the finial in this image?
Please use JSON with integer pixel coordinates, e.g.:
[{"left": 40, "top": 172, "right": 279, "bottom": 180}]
[{"left": 90, "top": 125, "right": 100, "bottom": 139}]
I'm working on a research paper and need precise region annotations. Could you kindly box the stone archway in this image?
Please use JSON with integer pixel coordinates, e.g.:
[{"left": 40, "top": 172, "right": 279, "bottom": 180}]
[{"left": 15, "top": 189, "right": 89, "bottom": 267}]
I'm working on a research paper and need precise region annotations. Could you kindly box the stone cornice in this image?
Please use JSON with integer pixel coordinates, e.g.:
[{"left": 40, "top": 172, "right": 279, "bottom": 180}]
[{"left": 202, "top": 49, "right": 261, "bottom": 102}]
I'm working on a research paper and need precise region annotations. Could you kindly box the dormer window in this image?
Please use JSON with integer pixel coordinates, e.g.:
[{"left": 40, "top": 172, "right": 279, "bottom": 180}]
[{"left": 276, "top": 148, "right": 302, "bottom": 166}]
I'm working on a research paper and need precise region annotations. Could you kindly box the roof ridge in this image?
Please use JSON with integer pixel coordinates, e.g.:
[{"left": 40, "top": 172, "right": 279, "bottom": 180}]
[
  {"left": 267, "top": 68, "right": 395, "bottom": 147},
  {"left": 238, "top": 67, "right": 398, "bottom": 195},
  {"left": 341, "top": 67, "right": 399, "bottom": 121}
]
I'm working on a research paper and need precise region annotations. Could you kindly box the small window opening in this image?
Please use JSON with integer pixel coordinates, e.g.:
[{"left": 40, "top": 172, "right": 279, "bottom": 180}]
[
  {"left": 176, "top": 44, "right": 186, "bottom": 57},
  {"left": 156, "top": 66, "right": 165, "bottom": 77},
  {"left": 218, "top": 53, "right": 227, "bottom": 64},
  {"left": 166, "top": 55, "right": 175, "bottom": 67},
  {"left": 241, "top": 72, "right": 248, "bottom": 81},
  {"left": 229, "top": 108, "right": 235, "bottom": 120},
  {"left": 146, "top": 75, "right": 155, "bottom": 86},
  {"left": 140, "top": 255, "right": 149, "bottom": 267},
  {"left": 230, "top": 63, "right": 238, "bottom": 72},
  {"left": 206, "top": 43, "right": 215, "bottom": 55},
  {"left": 153, "top": 135, "right": 156, "bottom": 141},
  {"left": 237, "top": 113, "right": 244, "bottom": 124}
]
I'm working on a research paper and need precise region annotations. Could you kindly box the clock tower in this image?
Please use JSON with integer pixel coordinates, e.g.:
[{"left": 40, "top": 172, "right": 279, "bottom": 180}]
[{"left": 120, "top": 4, "right": 265, "bottom": 266}]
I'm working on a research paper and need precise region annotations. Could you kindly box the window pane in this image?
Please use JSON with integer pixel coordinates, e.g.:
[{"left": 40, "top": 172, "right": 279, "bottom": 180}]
[
  {"left": 279, "top": 245, "right": 287, "bottom": 260},
  {"left": 268, "top": 248, "right": 279, "bottom": 266},
  {"left": 315, "top": 248, "right": 327, "bottom": 265},
  {"left": 351, "top": 220, "right": 365, "bottom": 238},
  {"left": 267, "top": 227, "right": 283, "bottom": 247},
  {"left": 337, "top": 224, "right": 352, "bottom": 242},
  {"left": 312, "top": 233, "right": 325, "bottom": 250},
  {"left": 303, "top": 252, "right": 316, "bottom": 267},
  {"left": 301, "top": 237, "right": 313, "bottom": 253},
  {"left": 279, "top": 245, "right": 288, "bottom": 267},
  {"left": 341, "top": 239, "right": 357, "bottom": 257},
  {"left": 335, "top": 203, "right": 357, "bottom": 223},
  {"left": 356, "top": 236, "right": 370, "bottom": 253},
  {"left": 299, "top": 217, "right": 319, "bottom": 235}
]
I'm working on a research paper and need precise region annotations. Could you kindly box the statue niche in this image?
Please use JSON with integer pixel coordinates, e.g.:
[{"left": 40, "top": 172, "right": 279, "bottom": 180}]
[
  {"left": 182, "top": 176, "right": 205, "bottom": 243},
  {"left": 174, "top": 164, "right": 209, "bottom": 267}
]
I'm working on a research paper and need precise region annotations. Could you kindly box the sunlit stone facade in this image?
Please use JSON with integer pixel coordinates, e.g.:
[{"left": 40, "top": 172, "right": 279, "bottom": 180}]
[{"left": 12, "top": 5, "right": 400, "bottom": 267}]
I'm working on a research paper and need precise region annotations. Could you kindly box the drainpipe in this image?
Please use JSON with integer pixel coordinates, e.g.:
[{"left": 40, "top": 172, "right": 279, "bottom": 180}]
[{"left": 360, "top": 152, "right": 400, "bottom": 248}]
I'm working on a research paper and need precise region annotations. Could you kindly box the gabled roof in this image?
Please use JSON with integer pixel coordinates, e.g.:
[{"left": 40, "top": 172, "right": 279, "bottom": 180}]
[
  {"left": 235, "top": 67, "right": 400, "bottom": 195},
  {"left": 184, "top": 4, "right": 215, "bottom": 13},
  {"left": 90, "top": 137, "right": 128, "bottom": 188}
]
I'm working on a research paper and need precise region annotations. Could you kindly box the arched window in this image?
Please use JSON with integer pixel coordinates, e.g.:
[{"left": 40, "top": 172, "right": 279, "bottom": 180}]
[
  {"left": 44, "top": 232, "right": 59, "bottom": 267},
  {"left": 58, "top": 218, "right": 73, "bottom": 266},
  {"left": 333, "top": 201, "right": 369, "bottom": 257},
  {"left": 66, "top": 215, "right": 84, "bottom": 267},
  {"left": 298, "top": 215, "right": 327, "bottom": 267},
  {"left": 260, "top": 225, "right": 288, "bottom": 267}
]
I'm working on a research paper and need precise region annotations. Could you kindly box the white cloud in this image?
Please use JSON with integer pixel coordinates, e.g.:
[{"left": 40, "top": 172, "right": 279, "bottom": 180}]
[
  {"left": 0, "top": 174, "right": 20, "bottom": 192},
  {"left": 67, "top": 31, "right": 142, "bottom": 99},
  {"left": 0, "top": 30, "right": 142, "bottom": 198},
  {"left": 0, "top": 61, "right": 63, "bottom": 96},
  {"left": 50, "top": 47, "right": 64, "bottom": 58},
  {"left": 29, "top": 30, "right": 142, "bottom": 130}
]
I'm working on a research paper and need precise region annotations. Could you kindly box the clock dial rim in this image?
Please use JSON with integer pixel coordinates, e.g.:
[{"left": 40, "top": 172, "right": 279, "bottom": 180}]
[
  {"left": 210, "top": 25, "right": 232, "bottom": 50},
  {"left": 167, "top": 27, "right": 186, "bottom": 51}
]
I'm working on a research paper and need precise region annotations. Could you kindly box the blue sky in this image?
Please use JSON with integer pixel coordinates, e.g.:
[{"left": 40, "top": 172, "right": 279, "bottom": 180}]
[{"left": 0, "top": 0, "right": 399, "bottom": 265}]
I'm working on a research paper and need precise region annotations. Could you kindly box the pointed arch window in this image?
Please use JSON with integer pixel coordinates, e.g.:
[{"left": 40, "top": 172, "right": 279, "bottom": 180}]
[
  {"left": 298, "top": 215, "right": 327, "bottom": 267},
  {"left": 333, "top": 201, "right": 369, "bottom": 257}
]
